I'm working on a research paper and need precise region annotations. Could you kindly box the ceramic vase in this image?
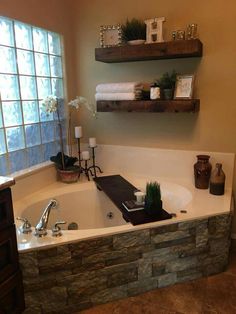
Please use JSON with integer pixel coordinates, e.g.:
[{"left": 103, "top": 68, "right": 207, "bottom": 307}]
[{"left": 194, "top": 155, "right": 212, "bottom": 189}]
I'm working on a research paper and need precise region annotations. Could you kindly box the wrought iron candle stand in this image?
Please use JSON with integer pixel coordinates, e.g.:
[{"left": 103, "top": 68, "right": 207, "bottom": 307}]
[
  {"left": 77, "top": 138, "right": 91, "bottom": 180},
  {"left": 77, "top": 138, "right": 82, "bottom": 172},
  {"left": 82, "top": 159, "right": 93, "bottom": 181},
  {"left": 88, "top": 146, "right": 103, "bottom": 178},
  {"left": 77, "top": 138, "right": 102, "bottom": 180}
]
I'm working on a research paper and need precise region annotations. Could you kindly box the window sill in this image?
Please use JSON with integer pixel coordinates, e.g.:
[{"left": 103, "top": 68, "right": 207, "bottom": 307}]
[{"left": 9, "top": 161, "right": 54, "bottom": 181}]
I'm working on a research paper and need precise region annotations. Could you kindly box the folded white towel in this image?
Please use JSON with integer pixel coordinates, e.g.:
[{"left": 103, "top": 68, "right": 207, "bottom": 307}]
[
  {"left": 96, "top": 82, "right": 143, "bottom": 93},
  {"left": 95, "top": 92, "right": 141, "bottom": 101}
]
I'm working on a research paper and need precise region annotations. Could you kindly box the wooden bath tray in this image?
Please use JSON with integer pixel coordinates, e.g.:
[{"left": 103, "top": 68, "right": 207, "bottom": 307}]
[{"left": 93, "top": 175, "right": 172, "bottom": 225}]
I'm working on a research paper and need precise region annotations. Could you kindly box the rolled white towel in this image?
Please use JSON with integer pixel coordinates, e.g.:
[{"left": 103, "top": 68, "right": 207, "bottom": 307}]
[
  {"left": 96, "top": 82, "right": 143, "bottom": 93},
  {"left": 95, "top": 92, "right": 141, "bottom": 101}
]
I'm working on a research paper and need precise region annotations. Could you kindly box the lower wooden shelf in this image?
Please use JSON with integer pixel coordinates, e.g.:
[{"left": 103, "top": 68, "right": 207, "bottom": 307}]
[{"left": 96, "top": 99, "right": 200, "bottom": 113}]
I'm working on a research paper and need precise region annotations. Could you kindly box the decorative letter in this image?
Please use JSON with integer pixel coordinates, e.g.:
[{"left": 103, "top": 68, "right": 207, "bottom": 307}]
[{"left": 145, "top": 17, "right": 165, "bottom": 44}]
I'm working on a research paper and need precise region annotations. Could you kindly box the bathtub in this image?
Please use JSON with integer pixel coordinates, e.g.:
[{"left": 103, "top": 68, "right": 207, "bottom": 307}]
[
  {"left": 16, "top": 172, "right": 233, "bottom": 313},
  {"left": 14, "top": 173, "right": 232, "bottom": 252}
]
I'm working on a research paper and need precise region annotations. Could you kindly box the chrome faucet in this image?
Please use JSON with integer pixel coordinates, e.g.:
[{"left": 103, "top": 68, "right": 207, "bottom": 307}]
[{"left": 34, "top": 199, "right": 58, "bottom": 237}]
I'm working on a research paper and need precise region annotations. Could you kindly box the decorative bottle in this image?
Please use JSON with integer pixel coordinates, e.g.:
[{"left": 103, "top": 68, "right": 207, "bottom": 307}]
[
  {"left": 209, "top": 163, "right": 225, "bottom": 195},
  {"left": 194, "top": 155, "right": 212, "bottom": 189}
]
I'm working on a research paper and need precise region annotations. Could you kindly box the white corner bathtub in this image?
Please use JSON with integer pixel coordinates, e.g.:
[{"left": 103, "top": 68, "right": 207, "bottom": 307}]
[{"left": 14, "top": 173, "right": 232, "bottom": 252}]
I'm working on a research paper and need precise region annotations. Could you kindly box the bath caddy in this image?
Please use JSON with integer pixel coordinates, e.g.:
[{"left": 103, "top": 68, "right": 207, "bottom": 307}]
[{"left": 93, "top": 175, "right": 172, "bottom": 225}]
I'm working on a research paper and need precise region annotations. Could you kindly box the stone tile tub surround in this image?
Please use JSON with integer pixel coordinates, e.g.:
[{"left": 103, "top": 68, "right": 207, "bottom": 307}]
[{"left": 19, "top": 213, "right": 232, "bottom": 314}]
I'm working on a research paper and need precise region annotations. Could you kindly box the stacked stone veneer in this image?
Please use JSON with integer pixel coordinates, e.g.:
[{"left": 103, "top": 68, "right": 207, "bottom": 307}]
[{"left": 19, "top": 213, "right": 232, "bottom": 314}]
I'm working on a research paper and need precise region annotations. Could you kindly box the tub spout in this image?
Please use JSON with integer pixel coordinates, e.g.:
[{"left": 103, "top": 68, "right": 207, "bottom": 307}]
[{"left": 34, "top": 199, "right": 58, "bottom": 237}]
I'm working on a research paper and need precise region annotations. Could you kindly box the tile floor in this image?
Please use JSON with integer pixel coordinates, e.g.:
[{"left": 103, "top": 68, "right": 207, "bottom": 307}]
[{"left": 78, "top": 252, "right": 236, "bottom": 314}]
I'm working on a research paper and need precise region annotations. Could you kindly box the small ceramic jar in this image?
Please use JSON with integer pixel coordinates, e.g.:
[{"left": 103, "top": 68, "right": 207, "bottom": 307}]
[
  {"left": 150, "top": 84, "right": 161, "bottom": 100},
  {"left": 194, "top": 155, "right": 212, "bottom": 189}
]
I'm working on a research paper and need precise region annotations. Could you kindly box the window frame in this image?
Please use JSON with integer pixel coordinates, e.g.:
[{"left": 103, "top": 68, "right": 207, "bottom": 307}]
[{"left": 0, "top": 16, "right": 67, "bottom": 175}]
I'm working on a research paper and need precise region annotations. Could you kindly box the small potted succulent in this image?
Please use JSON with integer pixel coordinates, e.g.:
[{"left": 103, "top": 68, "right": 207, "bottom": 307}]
[
  {"left": 144, "top": 181, "right": 163, "bottom": 216},
  {"left": 156, "top": 70, "right": 177, "bottom": 100},
  {"left": 121, "top": 18, "right": 146, "bottom": 45}
]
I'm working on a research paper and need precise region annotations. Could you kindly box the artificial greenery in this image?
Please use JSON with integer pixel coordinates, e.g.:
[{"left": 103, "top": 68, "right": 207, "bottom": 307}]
[
  {"left": 121, "top": 18, "right": 146, "bottom": 42},
  {"left": 144, "top": 181, "right": 163, "bottom": 215},
  {"left": 50, "top": 152, "right": 79, "bottom": 171},
  {"left": 156, "top": 71, "right": 177, "bottom": 89}
]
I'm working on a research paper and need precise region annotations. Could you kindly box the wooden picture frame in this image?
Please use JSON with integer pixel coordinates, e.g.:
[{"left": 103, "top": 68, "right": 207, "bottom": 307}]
[
  {"left": 100, "top": 24, "right": 122, "bottom": 48},
  {"left": 174, "top": 75, "right": 194, "bottom": 99}
]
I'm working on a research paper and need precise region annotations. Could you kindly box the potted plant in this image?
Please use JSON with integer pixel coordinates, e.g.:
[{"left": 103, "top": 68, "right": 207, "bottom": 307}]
[
  {"left": 144, "top": 181, "right": 163, "bottom": 216},
  {"left": 50, "top": 152, "right": 80, "bottom": 183},
  {"left": 121, "top": 18, "right": 146, "bottom": 45},
  {"left": 42, "top": 96, "right": 81, "bottom": 183},
  {"left": 156, "top": 70, "right": 177, "bottom": 100}
]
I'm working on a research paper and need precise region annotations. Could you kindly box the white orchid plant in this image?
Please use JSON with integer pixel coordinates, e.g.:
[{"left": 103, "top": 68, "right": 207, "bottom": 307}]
[
  {"left": 42, "top": 95, "right": 96, "bottom": 169},
  {"left": 67, "top": 96, "right": 97, "bottom": 155},
  {"left": 68, "top": 96, "right": 97, "bottom": 117}
]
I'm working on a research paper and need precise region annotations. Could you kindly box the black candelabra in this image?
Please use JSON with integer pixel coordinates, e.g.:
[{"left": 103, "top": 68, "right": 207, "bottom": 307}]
[
  {"left": 88, "top": 146, "right": 103, "bottom": 178},
  {"left": 77, "top": 139, "right": 102, "bottom": 181}
]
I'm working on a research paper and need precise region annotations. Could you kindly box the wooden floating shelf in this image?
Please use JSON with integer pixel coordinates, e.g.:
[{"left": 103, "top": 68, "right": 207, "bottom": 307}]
[
  {"left": 97, "top": 99, "right": 200, "bottom": 113},
  {"left": 95, "top": 39, "right": 203, "bottom": 63}
]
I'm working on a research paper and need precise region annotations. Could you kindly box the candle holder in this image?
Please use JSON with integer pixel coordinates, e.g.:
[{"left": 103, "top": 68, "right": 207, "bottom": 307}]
[
  {"left": 77, "top": 138, "right": 83, "bottom": 174},
  {"left": 88, "top": 146, "right": 103, "bottom": 178},
  {"left": 81, "top": 159, "right": 92, "bottom": 181}
]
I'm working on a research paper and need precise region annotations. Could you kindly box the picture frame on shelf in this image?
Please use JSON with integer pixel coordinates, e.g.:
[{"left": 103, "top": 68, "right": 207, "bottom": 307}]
[
  {"left": 174, "top": 74, "right": 194, "bottom": 99},
  {"left": 100, "top": 24, "right": 122, "bottom": 48}
]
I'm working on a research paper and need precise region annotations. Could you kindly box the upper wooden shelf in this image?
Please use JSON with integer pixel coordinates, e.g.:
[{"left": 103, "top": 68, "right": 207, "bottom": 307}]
[
  {"left": 95, "top": 39, "right": 203, "bottom": 63},
  {"left": 97, "top": 99, "right": 200, "bottom": 113}
]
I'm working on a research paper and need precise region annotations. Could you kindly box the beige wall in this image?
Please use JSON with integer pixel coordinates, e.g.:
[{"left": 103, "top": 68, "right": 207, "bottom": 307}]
[
  {"left": 0, "top": 0, "right": 77, "bottom": 100},
  {"left": 1, "top": 2, "right": 236, "bottom": 203},
  {"left": 72, "top": 1, "right": 236, "bottom": 193}
]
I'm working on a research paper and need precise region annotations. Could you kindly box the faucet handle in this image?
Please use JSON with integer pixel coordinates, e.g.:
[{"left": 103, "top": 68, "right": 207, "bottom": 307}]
[
  {"left": 16, "top": 217, "right": 32, "bottom": 234},
  {"left": 52, "top": 221, "right": 66, "bottom": 237}
]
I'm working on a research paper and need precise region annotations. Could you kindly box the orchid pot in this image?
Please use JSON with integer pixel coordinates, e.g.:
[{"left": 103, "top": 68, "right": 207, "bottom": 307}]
[
  {"left": 50, "top": 152, "right": 80, "bottom": 183},
  {"left": 57, "top": 167, "right": 80, "bottom": 183}
]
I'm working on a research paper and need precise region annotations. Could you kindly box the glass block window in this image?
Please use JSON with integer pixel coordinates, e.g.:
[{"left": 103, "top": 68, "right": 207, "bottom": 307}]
[{"left": 0, "top": 16, "right": 65, "bottom": 175}]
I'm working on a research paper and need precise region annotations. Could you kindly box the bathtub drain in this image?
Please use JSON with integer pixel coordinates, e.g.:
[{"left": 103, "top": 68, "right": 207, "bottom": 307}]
[{"left": 106, "top": 212, "right": 114, "bottom": 219}]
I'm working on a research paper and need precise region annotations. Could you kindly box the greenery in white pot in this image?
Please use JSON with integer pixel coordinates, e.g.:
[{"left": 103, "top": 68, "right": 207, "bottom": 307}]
[
  {"left": 144, "top": 181, "right": 163, "bottom": 216},
  {"left": 121, "top": 18, "right": 146, "bottom": 43}
]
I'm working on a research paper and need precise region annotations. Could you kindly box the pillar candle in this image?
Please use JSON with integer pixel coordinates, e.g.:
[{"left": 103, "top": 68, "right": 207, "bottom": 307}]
[
  {"left": 81, "top": 150, "right": 90, "bottom": 160},
  {"left": 89, "top": 137, "right": 97, "bottom": 148},
  {"left": 75, "top": 126, "right": 82, "bottom": 138}
]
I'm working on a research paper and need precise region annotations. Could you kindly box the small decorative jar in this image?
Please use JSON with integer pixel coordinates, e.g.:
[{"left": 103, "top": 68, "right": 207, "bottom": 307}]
[
  {"left": 209, "top": 163, "right": 225, "bottom": 195},
  {"left": 150, "top": 83, "right": 161, "bottom": 100},
  {"left": 176, "top": 30, "right": 185, "bottom": 40},
  {"left": 194, "top": 155, "right": 212, "bottom": 189}
]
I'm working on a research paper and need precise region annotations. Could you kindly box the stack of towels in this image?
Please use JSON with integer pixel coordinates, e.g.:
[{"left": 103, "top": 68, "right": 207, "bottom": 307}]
[{"left": 95, "top": 82, "right": 143, "bottom": 101}]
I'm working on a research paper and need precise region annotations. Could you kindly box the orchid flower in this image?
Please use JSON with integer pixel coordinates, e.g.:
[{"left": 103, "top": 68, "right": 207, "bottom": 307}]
[
  {"left": 42, "top": 95, "right": 58, "bottom": 113},
  {"left": 68, "top": 96, "right": 97, "bottom": 118},
  {"left": 42, "top": 95, "right": 65, "bottom": 169}
]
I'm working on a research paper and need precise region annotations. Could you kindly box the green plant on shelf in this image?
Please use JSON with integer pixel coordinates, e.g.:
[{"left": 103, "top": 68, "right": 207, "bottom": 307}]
[
  {"left": 121, "top": 18, "right": 146, "bottom": 42},
  {"left": 156, "top": 70, "right": 177, "bottom": 90},
  {"left": 156, "top": 70, "right": 177, "bottom": 99}
]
